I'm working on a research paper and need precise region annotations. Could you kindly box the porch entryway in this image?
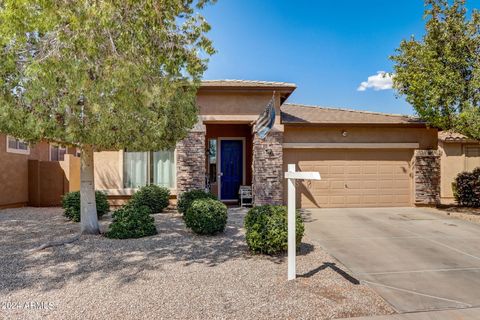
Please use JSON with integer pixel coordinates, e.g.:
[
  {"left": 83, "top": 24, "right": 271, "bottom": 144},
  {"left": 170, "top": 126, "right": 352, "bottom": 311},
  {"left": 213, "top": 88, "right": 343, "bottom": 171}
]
[{"left": 205, "top": 124, "right": 253, "bottom": 202}]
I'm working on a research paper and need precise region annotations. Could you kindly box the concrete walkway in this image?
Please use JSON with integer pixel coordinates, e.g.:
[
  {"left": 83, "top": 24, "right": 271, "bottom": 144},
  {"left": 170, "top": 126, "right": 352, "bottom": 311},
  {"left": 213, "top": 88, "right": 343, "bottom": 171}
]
[
  {"left": 340, "top": 307, "right": 480, "bottom": 320},
  {"left": 304, "top": 207, "right": 480, "bottom": 314}
]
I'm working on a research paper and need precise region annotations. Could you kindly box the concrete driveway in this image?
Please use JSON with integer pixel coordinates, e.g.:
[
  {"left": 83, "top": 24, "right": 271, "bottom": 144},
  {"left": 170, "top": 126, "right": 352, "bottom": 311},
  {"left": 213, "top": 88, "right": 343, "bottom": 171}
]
[{"left": 304, "top": 207, "right": 480, "bottom": 314}]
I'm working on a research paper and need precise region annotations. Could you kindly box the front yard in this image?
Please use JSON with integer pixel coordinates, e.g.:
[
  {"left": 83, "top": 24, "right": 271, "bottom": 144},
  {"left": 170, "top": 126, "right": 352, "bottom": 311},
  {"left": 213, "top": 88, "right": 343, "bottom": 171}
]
[
  {"left": 0, "top": 207, "right": 393, "bottom": 320},
  {"left": 437, "top": 206, "right": 480, "bottom": 224}
]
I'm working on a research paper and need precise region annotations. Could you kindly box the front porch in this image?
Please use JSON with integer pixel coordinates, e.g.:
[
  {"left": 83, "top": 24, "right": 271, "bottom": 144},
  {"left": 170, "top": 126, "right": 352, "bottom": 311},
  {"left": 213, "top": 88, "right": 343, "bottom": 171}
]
[
  {"left": 175, "top": 120, "right": 284, "bottom": 206},
  {"left": 205, "top": 123, "right": 253, "bottom": 202}
]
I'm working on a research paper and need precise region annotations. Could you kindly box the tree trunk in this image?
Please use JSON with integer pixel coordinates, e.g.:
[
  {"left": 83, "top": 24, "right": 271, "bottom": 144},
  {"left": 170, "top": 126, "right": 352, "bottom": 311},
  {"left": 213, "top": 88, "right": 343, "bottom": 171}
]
[{"left": 80, "top": 144, "right": 100, "bottom": 235}]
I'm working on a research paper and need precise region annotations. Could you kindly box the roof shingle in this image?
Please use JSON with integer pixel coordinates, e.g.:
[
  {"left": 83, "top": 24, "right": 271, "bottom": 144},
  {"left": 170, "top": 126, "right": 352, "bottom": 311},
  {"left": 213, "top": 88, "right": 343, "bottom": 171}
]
[
  {"left": 201, "top": 79, "right": 297, "bottom": 89},
  {"left": 281, "top": 103, "right": 423, "bottom": 125},
  {"left": 438, "top": 131, "right": 479, "bottom": 143}
]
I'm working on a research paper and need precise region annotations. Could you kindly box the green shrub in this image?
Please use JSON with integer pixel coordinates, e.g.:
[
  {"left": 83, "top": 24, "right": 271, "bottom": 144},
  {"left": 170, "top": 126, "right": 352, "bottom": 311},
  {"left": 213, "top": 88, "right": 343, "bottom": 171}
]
[
  {"left": 130, "top": 184, "right": 170, "bottom": 214},
  {"left": 453, "top": 167, "right": 480, "bottom": 207},
  {"left": 184, "top": 199, "right": 227, "bottom": 235},
  {"left": 106, "top": 204, "right": 157, "bottom": 239},
  {"left": 244, "top": 205, "right": 304, "bottom": 255},
  {"left": 177, "top": 189, "right": 217, "bottom": 215},
  {"left": 62, "top": 191, "right": 110, "bottom": 222}
]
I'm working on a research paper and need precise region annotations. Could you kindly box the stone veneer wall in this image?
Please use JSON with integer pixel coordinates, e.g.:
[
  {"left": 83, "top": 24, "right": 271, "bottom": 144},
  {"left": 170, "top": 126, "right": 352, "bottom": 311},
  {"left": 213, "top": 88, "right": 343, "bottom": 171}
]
[
  {"left": 414, "top": 149, "right": 441, "bottom": 205},
  {"left": 252, "top": 131, "right": 284, "bottom": 205},
  {"left": 176, "top": 122, "right": 206, "bottom": 194}
]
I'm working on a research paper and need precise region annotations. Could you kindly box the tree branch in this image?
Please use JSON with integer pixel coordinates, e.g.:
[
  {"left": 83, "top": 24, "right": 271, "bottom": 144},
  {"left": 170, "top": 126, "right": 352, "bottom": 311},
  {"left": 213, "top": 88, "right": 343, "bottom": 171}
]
[{"left": 30, "top": 234, "right": 81, "bottom": 252}]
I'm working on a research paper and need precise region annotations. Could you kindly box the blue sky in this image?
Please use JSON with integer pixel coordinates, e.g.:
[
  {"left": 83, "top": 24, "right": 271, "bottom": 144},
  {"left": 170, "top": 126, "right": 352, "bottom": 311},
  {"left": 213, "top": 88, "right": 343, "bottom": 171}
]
[{"left": 201, "top": 0, "right": 477, "bottom": 115}]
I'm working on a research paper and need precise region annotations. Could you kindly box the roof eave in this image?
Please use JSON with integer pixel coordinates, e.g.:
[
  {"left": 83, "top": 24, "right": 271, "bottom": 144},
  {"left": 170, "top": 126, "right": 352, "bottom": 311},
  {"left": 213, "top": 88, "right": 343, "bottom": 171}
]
[
  {"left": 199, "top": 86, "right": 296, "bottom": 100},
  {"left": 440, "top": 138, "right": 480, "bottom": 143},
  {"left": 281, "top": 121, "right": 429, "bottom": 128}
]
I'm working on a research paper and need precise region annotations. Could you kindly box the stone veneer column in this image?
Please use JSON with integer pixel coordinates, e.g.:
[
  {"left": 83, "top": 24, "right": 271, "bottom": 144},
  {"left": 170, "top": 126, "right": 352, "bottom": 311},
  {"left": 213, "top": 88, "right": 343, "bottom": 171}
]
[
  {"left": 252, "top": 130, "right": 284, "bottom": 206},
  {"left": 176, "top": 120, "right": 206, "bottom": 194},
  {"left": 414, "top": 149, "right": 441, "bottom": 205}
]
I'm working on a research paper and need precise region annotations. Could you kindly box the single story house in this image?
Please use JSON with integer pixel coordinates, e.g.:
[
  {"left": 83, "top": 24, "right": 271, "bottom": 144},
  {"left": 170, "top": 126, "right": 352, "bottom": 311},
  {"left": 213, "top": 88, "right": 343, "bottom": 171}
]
[
  {"left": 0, "top": 134, "right": 79, "bottom": 208},
  {"left": 93, "top": 80, "right": 441, "bottom": 208},
  {"left": 4, "top": 80, "right": 477, "bottom": 209},
  {"left": 438, "top": 131, "right": 480, "bottom": 204}
]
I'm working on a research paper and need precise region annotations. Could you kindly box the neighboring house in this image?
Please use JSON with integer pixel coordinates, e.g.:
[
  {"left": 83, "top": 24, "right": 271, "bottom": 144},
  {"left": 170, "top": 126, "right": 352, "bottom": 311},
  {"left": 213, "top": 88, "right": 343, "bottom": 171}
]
[
  {"left": 0, "top": 134, "right": 49, "bottom": 208},
  {"left": 93, "top": 80, "right": 441, "bottom": 208},
  {"left": 0, "top": 134, "right": 80, "bottom": 208},
  {"left": 438, "top": 131, "right": 480, "bottom": 204}
]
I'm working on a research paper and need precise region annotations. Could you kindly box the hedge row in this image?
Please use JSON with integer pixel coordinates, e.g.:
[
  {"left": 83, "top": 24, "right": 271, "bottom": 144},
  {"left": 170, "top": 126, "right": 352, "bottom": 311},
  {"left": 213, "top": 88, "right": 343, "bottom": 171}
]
[{"left": 62, "top": 187, "right": 306, "bottom": 251}]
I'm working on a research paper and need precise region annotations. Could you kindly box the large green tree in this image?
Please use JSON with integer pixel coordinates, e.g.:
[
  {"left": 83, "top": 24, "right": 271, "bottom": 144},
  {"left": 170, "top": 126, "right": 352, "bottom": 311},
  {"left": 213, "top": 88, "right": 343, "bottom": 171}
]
[
  {"left": 0, "top": 0, "right": 215, "bottom": 234},
  {"left": 391, "top": 0, "right": 480, "bottom": 139}
]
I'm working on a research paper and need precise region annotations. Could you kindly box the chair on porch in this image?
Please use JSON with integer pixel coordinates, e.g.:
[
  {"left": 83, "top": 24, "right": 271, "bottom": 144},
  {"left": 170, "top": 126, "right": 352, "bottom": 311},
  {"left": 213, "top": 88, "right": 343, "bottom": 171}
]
[{"left": 238, "top": 185, "right": 253, "bottom": 207}]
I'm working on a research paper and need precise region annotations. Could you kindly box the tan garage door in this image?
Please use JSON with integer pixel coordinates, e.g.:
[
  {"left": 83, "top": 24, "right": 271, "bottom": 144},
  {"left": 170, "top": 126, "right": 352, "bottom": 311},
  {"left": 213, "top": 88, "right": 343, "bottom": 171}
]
[{"left": 284, "top": 149, "right": 413, "bottom": 208}]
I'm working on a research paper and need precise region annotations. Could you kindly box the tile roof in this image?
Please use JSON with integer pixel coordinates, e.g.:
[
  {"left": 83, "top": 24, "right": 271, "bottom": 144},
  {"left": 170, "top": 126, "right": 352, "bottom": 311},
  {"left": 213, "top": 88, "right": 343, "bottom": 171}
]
[
  {"left": 281, "top": 103, "right": 424, "bottom": 125},
  {"left": 438, "top": 131, "right": 479, "bottom": 143},
  {"left": 201, "top": 79, "right": 297, "bottom": 89}
]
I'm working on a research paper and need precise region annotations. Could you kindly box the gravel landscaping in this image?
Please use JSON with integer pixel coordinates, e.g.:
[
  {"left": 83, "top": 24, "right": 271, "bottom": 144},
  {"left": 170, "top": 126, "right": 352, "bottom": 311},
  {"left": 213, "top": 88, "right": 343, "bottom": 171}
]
[
  {"left": 0, "top": 207, "right": 394, "bottom": 320},
  {"left": 436, "top": 206, "right": 480, "bottom": 224}
]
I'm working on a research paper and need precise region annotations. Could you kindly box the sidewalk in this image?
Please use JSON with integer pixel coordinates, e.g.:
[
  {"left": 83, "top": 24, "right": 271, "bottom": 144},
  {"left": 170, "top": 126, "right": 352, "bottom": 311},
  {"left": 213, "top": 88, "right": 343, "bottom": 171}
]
[{"left": 341, "top": 307, "right": 480, "bottom": 320}]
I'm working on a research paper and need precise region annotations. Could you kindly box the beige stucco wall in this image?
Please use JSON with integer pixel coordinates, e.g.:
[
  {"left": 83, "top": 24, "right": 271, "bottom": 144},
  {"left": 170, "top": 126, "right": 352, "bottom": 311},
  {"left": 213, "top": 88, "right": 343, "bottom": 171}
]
[
  {"left": 0, "top": 134, "right": 50, "bottom": 208},
  {"left": 439, "top": 141, "right": 480, "bottom": 203},
  {"left": 197, "top": 91, "right": 283, "bottom": 130},
  {"left": 94, "top": 150, "right": 123, "bottom": 190},
  {"left": 283, "top": 125, "right": 438, "bottom": 149},
  {"left": 59, "top": 154, "right": 81, "bottom": 192},
  {"left": 197, "top": 91, "right": 281, "bottom": 116},
  {"left": 94, "top": 91, "right": 284, "bottom": 195}
]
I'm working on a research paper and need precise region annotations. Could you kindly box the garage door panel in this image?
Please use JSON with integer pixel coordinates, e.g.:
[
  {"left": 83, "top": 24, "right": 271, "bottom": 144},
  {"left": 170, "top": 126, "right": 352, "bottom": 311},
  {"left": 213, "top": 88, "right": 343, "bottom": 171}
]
[
  {"left": 346, "top": 181, "right": 363, "bottom": 189},
  {"left": 330, "top": 181, "right": 346, "bottom": 189},
  {"left": 363, "top": 181, "right": 378, "bottom": 189},
  {"left": 330, "top": 166, "right": 346, "bottom": 174},
  {"left": 364, "top": 196, "right": 380, "bottom": 204},
  {"left": 330, "top": 196, "right": 347, "bottom": 205},
  {"left": 378, "top": 166, "right": 395, "bottom": 174},
  {"left": 346, "top": 166, "right": 362, "bottom": 174},
  {"left": 284, "top": 149, "right": 413, "bottom": 208},
  {"left": 346, "top": 196, "right": 362, "bottom": 204},
  {"left": 396, "top": 195, "right": 411, "bottom": 203},
  {"left": 362, "top": 166, "right": 378, "bottom": 174},
  {"left": 313, "top": 181, "right": 330, "bottom": 189}
]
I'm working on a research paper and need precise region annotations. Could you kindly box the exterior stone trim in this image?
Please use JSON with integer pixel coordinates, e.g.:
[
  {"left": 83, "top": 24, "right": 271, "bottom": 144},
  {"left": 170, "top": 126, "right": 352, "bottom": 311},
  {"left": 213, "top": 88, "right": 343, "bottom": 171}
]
[
  {"left": 414, "top": 149, "right": 441, "bottom": 205},
  {"left": 252, "top": 131, "right": 284, "bottom": 205},
  {"left": 176, "top": 121, "right": 206, "bottom": 194}
]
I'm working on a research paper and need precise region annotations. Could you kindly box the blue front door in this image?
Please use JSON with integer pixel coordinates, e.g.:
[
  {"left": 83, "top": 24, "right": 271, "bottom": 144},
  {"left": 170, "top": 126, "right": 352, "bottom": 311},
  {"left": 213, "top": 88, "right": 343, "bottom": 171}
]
[{"left": 220, "top": 140, "right": 243, "bottom": 200}]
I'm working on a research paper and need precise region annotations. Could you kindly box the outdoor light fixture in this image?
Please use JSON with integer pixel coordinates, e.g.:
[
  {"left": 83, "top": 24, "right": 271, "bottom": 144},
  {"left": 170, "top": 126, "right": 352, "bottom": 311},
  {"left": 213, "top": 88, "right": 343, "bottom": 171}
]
[
  {"left": 342, "top": 130, "right": 348, "bottom": 137},
  {"left": 265, "top": 148, "right": 274, "bottom": 156}
]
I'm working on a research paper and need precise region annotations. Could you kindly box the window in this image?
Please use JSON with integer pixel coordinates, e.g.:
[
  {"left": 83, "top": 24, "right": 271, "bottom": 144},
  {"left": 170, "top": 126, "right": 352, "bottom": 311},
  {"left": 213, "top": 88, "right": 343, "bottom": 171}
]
[
  {"left": 50, "top": 144, "right": 67, "bottom": 161},
  {"left": 123, "top": 150, "right": 176, "bottom": 189},
  {"left": 208, "top": 139, "right": 217, "bottom": 183},
  {"left": 6, "top": 136, "right": 30, "bottom": 155}
]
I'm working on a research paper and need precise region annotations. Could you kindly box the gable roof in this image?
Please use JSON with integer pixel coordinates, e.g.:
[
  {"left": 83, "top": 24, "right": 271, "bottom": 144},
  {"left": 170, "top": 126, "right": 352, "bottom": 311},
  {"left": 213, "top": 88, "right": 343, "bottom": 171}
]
[{"left": 281, "top": 103, "right": 424, "bottom": 126}]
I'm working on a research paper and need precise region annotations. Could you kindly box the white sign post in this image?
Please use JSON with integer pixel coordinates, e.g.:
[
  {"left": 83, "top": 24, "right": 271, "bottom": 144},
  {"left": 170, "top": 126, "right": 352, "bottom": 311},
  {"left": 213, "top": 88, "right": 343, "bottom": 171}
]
[{"left": 284, "top": 164, "right": 321, "bottom": 280}]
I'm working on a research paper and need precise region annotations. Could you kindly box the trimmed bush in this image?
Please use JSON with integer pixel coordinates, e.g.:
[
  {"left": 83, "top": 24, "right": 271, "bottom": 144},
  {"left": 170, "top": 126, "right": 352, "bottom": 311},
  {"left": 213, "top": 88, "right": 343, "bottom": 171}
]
[
  {"left": 106, "top": 204, "right": 157, "bottom": 239},
  {"left": 62, "top": 191, "right": 110, "bottom": 222},
  {"left": 177, "top": 189, "right": 217, "bottom": 215},
  {"left": 453, "top": 167, "right": 480, "bottom": 207},
  {"left": 130, "top": 184, "right": 170, "bottom": 214},
  {"left": 184, "top": 199, "right": 227, "bottom": 235},
  {"left": 244, "top": 205, "right": 304, "bottom": 255}
]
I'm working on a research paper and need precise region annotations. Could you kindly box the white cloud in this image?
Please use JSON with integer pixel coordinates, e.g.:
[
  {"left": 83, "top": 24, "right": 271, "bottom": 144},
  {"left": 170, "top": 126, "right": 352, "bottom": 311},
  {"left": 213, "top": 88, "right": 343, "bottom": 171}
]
[{"left": 357, "top": 71, "right": 393, "bottom": 92}]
